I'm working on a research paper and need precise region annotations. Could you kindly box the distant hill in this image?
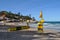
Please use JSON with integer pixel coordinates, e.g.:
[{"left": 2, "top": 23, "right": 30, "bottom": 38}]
[{"left": 0, "top": 11, "right": 36, "bottom": 21}]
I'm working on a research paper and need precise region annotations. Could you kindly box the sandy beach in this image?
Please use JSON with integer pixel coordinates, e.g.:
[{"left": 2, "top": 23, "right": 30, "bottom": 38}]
[{"left": 0, "top": 28, "right": 60, "bottom": 40}]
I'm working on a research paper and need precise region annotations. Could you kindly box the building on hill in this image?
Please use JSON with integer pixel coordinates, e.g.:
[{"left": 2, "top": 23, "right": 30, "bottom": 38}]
[{"left": 0, "top": 11, "right": 36, "bottom": 22}]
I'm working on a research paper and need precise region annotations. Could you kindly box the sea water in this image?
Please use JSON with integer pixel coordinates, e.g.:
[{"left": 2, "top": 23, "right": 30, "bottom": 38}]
[
  {"left": 29, "top": 23, "right": 60, "bottom": 30},
  {"left": 0, "top": 22, "right": 60, "bottom": 32}
]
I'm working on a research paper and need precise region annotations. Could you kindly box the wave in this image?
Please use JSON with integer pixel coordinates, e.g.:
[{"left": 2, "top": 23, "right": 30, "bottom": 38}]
[{"left": 29, "top": 23, "right": 60, "bottom": 30}]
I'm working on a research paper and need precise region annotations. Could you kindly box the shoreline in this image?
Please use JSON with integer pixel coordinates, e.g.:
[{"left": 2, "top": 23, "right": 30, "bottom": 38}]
[{"left": 0, "top": 25, "right": 60, "bottom": 32}]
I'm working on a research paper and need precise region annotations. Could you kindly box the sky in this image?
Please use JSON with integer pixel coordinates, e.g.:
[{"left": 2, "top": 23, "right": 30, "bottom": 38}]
[{"left": 0, "top": 0, "right": 60, "bottom": 21}]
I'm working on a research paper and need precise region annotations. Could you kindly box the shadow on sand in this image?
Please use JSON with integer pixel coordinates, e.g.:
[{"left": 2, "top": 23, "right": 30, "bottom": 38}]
[{"left": 0, "top": 31, "right": 60, "bottom": 40}]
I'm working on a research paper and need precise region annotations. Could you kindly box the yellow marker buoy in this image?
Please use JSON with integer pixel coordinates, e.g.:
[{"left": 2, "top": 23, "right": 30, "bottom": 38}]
[
  {"left": 38, "top": 11, "right": 45, "bottom": 33},
  {"left": 40, "top": 19, "right": 45, "bottom": 23}
]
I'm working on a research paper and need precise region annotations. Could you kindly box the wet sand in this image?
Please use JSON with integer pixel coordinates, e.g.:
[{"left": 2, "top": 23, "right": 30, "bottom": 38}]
[{"left": 0, "top": 28, "right": 60, "bottom": 40}]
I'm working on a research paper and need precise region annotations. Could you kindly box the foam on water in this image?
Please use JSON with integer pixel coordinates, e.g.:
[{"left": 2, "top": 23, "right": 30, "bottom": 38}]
[{"left": 29, "top": 23, "right": 60, "bottom": 30}]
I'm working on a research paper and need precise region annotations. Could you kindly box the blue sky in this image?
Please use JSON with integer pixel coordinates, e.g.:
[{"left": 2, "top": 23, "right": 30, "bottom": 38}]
[{"left": 0, "top": 0, "right": 60, "bottom": 21}]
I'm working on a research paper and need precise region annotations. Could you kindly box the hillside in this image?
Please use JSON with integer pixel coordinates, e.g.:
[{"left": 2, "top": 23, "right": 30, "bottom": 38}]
[{"left": 0, "top": 11, "right": 36, "bottom": 21}]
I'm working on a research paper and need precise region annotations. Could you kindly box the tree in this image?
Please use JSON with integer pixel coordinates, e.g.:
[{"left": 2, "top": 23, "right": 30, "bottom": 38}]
[
  {"left": 32, "top": 17, "right": 36, "bottom": 21},
  {"left": 17, "top": 12, "right": 20, "bottom": 16},
  {"left": 29, "top": 14, "right": 31, "bottom": 18},
  {"left": 0, "top": 11, "right": 35, "bottom": 22}
]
